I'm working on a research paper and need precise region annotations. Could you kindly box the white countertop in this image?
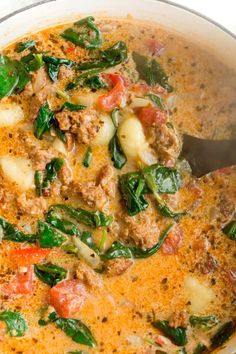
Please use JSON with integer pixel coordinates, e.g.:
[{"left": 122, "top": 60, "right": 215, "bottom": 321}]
[{"left": 0, "top": 0, "right": 236, "bottom": 34}]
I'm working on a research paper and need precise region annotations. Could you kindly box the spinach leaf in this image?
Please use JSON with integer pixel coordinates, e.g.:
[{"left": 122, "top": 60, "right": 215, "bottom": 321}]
[
  {"left": 61, "top": 16, "right": 102, "bottom": 49},
  {"left": 49, "top": 204, "right": 113, "bottom": 228},
  {"left": 83, "top": 146, "right": 92, "bottom": 168},
  {"left": 102, "top": 224, "right": 173, "bottom": 260},
  {"left": 80, "top": 231, "right": 100, "bottom": 254},
  {"left": 46, "top": 209, "right": 80, "bottom": 236},
  {"left": 21, "top": 53, "right": 43, "bottom": 72},
  {"left": 119, "top": 172, "right": 148, "bottom": 216},
  {"left": 222, "top": 220, "right": 236, "bottom": 240},
  {"left": 53, "top": 119, "right": 66, "bottom": 143},
  {"left": 0, "top": 311, "right": 27, "bottom": 337},
  {"left": 61, "top": 101, "right": 86, "bottom": 111},
  {"left": 190, "top": 315, "right": 219, "bottom": 331},
  {"left": 157, "top": 204, "right": 187, "bottom": 221},
  {"left": 210, "top": 321, "right": 236, "bottom": 349},
  {"left": 193, "top": 343, "right": 208, "bottom": 354},
  {"left": 152, "top": 320, "right": 187, "bottom": 346},
  {"left": 34, "top": 263, "right": 67, "bottom": 286},
  {"left": 147, "top": 93, "right": 165, "bottom": 110},
  {"left": 48, "top": 311, "right": 96, "bottom": 347},
  {"left": 143, "top": 164, "right": 181, "bottom": 194},
  {"left": 0, "top": 217, "right": 37, "bottom": 243},
  {"left": 109, "top": 132, "right": 127, "bottom": 169},
  {"left": 67, "top": 41, "right": 127, "bottom": 90},
  {"left": 37, "top": 221, "right": 67, "bottom": 248},
  {"left": 132, "top": 52, "right": 173, "bottom": 92},
  {"left": 13, "top": 60, "right": 31, "bottom": 92},
  {"left": 43, "top": 55, "right": 74, "bottom": 81},
  {"left": 84, "top": 75, "right": 107, "bottom": 90},
  {"left": 16, "top": 40, "right": 36, "bottom": 53},
  {"left": 34, "top": 102, "right": 55, "bottom": 139},
  {"left": 0, "top": 55, "right": 19, "bottom": 98},
  {"left": 34, "top": 170, "right": 44, "bottom": 196}
]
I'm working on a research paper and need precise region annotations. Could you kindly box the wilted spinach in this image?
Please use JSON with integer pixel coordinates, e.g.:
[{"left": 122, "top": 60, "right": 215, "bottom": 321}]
[
  {"left": 34, "top": 102, "right": 55, "bottom": 139},
  {"left": 84, "top": 75, "right": 107, "bottom": 90},
  {"left": 61, "top": 16, "right": 102, "bottom": 49},
  {"left": 35, "top": 158, "right": 64, "bottom": 196},
  {"left": 152, "top": 320, "right": 187, "bottom": 346},
  {"left": 83, "top": 146, "right": 92, "bottom": 168},
  {"left": 190, "top": 315, "right": 219, "bottom": 331},
  {"left": 37, "top": 221, "right": 67, "bottom": 248},
  {"left": 222, "top": 220, "right": 236, "bottom": 240},
  {"left": 0, "top": 55, "right": 19, "bottom": 98},
  {"left": 147, "top": 93, "right": 165, "bottom": 110},
  {"left": 0, "top": 217, "right": 36, "bottom": 243},
  {"left": 34, "top": 263, "right": 67, "bottom": 286},
  {"left": 46, "top": 209, "right": 80, "bottom": 236},
  {"left": 132, "top": 52, "right": 173, "bottom": 92},
  {"left": 210, "top": 321, "right": 236, "bottom": 349},
  {"left": 16, "top": 40, "right": 36, "bottom": 53},
  {"left": 0, "top": 311, "right": 28, "bottom": 337},
  {"left": 61, "top": 101, "right": 86, "bottom": 111},
  {"left": 42, "top": 55, "right": 74, "bottom": 81}
]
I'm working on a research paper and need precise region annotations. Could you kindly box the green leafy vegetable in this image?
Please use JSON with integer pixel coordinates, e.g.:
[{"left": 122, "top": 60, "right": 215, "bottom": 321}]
[
  {"left": 34, "top": 263, "right": 67, "bottom": 286},
  {"left": 0, "top": 217, "right": 36, "bottom": 243},
  {"left": 193, "top": 343, "right": 207, "bottom": 354},
  {"left": 35, "top": 158, "right": 64, "bottom": 196},
  {"left": 83, "top": 146, "right": 92, "bottom": 168},
  {"left": 53, "top": 119, "right": 66, "bottom": 143},
  {"left": 102, "top": 224, "right": 173, "bottom": 260},
  {"left": 80, "top": 231, "right": 100, "bottom": 254},
  {"left": 46, "top": 209, "right": 80, "bottom": 236},
  {"left": 0, "top": 55, "right": 19, "bottom": 98},
  {"left": 190, "top": 315, "right": 219, "bottom": 331},
  {"left": 157, "top": 204, "right": 186, "bottom": 221},
  {"left": 210, "top": 321, "right": 236, "bottom": 349},
  {"left": 67, "top": 41, "right": 127, "bottom": 90},
  {"left": 61, "top": 101, "right": 86, "bottom": 111},
  {"left": 49, "top": 204, "right": 113, "bottom": 228},
  {"left": 84, "top": 75, "right": 107, "bottom": 90},
  {"left": 34, "top": 170, "right": 44, "bottom": 196},
  {"left": 222, "top": 220, "right": 236, "bottom": 240},
  {"left": 21, "top": 53, "right": 43, "bottom": 72},
  {"left": 34, "top": 102, "right": 55, "bottom": 139},
  {"left": 37, "top": 221, "right": 67, "bottom": 248},
  {"left": 42, "top": 55, "right": 74, "bottom": 81},
  {"left": 147, "top": 93, "right": 165, "bottom": 110},
  {"left": 13, "top": 60, "right": 31, "bottom": 92},
  {"left": 0, "top": 311, "right": 27, "bottom": 337},
  {"left": 133, "top": 52, "right": 173, "bottom": 92},
  {"left": 119, "top": 172, "right": 148, "bottom": 216},
  {"left": 16, "top": 40, "right": 36, "bottom": 53},
  {"left": 61, "top": 16, "right": 102, "bottom": 49},
  {"left": 152, "top": 320, "right": 187, "bottom": 346},
  {"left": 109, "top": 133, "right": 127, "bottom": 169},
  {"left": 47, "top": 312, "right": 96, "bottom": 347}
]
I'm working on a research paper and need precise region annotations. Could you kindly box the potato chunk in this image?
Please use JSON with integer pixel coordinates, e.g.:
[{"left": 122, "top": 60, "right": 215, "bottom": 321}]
[
  {"left": 0, "top": 156, "right": 34, "bottom": 190},
  {"left": 93, "top": 114, "right": 115, "bottom": 146},
  {"left": 0, "top": 103, "right": 24, "bottom": 127},
  {"left": 184, "top": 276, "right": 215, "bottom": 313}
]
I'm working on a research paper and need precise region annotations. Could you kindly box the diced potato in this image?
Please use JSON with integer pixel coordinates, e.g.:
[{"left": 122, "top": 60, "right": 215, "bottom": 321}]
[
  {"left": 52, "top": 138, "right": 68, "bottom": 156},
  {"left": 184, "top": 276, "right": 215, "bottom": 313},
  {"left": 73, "top": 92, "right": 100, "bottom": 107},
  {"left": 93, "top": 114, "right": 115, "bottom": 146},
  {"left": 0, "top": 103, "right": 24, "bottom": 127},
  {"left": 0, "top": 156, "right": 34, "bottom": 191},
  {"left": 130, "top": 97, "right": 151, "bottom": 108},
  {"left": 118, "top": 116, "right": 147, "bottom": 158}
]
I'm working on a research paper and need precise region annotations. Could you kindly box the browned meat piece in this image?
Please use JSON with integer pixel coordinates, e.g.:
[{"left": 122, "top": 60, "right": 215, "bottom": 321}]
[
  {"left": 58, "top": 65, "right": 75, "bottom": 81},
  {"left": 162, "top": 225, "right": 183, "bottom": 255},
  {"left": 105, "top": 258, "right": 133, "bottom": 276},
  {"left": 97, "top": 164, "right": 115, "bottom": 198},
  {"left": 218, "top": 195, "right": 235, "bottom": 224},
  {"left": 65, "top": 132, "right": 75, "bottom": 152},
  {"left": 31, "top": 149, "right": 54, "bottom": 170},
  {"left": 75, "top": 165, "right": 115, "bottom": 210},
  {"left": 124, "top": 214, "right": 159, "bottom": 249},
  {"left": 28, "top": 68, "right": 55, "bottom": 119},
  {"left": 150, "top": 124, "right": 182, "bottom": 166},
  {"left": 17, "top": 194, "right": 47, "bottom": 215},
  {"left": 58, "top": 164, "right": 72, "bottom": 185},
  {"left": 0, "top": 185, "right": 15, "bottom": 210},
  {"left": 55, "top": 108, "right": 102, "bottom": 144},
  {"left": 75, "top": 261, "right": 102, "bottom": 289},
  {"left": 196, "top": 254, "right": 218, "bottom": 274},
  {"left": 169, "top": 311, "right": 188, "bottom": 328}
]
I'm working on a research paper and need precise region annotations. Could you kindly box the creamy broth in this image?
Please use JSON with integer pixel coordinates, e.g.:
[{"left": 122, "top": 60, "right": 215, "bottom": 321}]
[{"left": 0, "top": 17, "right": 235, "bottom": 354}]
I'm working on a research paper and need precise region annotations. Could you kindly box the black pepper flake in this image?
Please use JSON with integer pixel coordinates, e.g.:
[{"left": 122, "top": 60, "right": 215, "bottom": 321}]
[{"left": 102, "top": 317, "right": 108, "bottom": 323}]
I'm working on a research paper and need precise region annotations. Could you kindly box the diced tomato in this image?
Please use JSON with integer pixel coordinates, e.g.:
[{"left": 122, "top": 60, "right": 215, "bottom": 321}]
[
  {"left": 226, "top": 268, "right": 236, "bottom": 288},
  {"left": 136, "top": 106, "right": 167, "bottom": 126},
  {"left": 49, "top": 279, "right": 87, "bottom": 318},
  {"left": 12, "top": 247, "right": 51, "bottom": 266},
  {"left": 162, "top": 225, "right": 183, "bottom": 255},
  {"left": 130, "top": 83, "right": 165, "bottom": 95},
  {"left": 146, "top": 39, "right": 164, "bottom": 56},
  {"left": 97, "top": 73, "right": 126, "bottom": 112},
  {"left": 2, "top": 266, "right": 34, "bottom": 296},
  {"left": 67, "top": 46, "right": 76, "bottom": 54}
]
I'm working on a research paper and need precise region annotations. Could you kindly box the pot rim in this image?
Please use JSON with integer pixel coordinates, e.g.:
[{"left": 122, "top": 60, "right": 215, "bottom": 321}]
[{"left": 0, "top": 0, "right": 235, "bottom": 41}]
